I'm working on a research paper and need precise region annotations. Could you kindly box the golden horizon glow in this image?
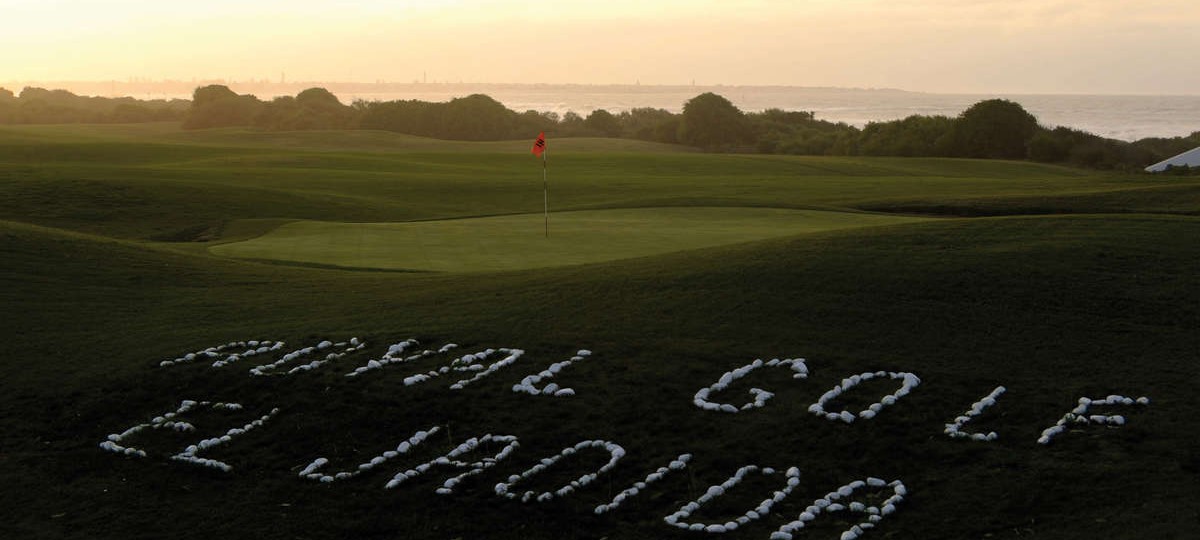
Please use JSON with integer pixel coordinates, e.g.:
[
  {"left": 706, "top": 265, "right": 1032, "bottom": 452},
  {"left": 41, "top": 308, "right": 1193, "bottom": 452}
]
[{"left": 2, "top": 0, "right": 1199, "bottom": 94}]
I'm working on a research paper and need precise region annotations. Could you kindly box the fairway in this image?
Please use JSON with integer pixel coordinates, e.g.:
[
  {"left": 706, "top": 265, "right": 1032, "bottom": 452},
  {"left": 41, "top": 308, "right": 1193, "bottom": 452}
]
[{"left": 209, "top": 207, "right": 931, "bottom": 271}]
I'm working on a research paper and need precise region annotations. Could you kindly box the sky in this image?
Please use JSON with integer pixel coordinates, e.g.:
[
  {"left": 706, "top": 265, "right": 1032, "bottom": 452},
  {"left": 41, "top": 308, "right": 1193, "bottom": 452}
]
[{"left": 2, "top": 0, "right": 1199, "bottom": 94}]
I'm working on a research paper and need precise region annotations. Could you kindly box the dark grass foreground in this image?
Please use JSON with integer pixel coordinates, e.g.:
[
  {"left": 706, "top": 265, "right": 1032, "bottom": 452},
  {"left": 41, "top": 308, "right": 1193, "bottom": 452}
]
[{"left": 2, "top": 125, "right": 1199, "bottom": 540}]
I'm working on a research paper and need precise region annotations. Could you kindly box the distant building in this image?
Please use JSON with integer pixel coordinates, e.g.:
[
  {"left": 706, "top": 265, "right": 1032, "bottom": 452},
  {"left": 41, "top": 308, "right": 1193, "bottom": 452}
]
[{"left": 1145, "top": 146, "right": 1200, "bottom": 172}]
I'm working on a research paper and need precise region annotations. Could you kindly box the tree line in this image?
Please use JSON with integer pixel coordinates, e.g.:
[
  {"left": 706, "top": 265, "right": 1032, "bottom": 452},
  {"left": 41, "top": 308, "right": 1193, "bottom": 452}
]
[
  {"left": 0, "top": 87, "right": 188, "bottom": 124},
  {"left": 664, "top": 93, "right": 1199, "bottom": 172},
  {"left": 4, "top": 84, "right": 1196, "bottom": 173},
  {"left": 180, "top": 85, "right": 1199, "bottom": 172}
]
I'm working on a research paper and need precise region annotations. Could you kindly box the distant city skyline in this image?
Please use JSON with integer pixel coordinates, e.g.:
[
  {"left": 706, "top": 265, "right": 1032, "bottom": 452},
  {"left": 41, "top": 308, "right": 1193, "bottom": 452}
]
[{"left": 3, "top": 0, "right": 1199, "bottom": 95}]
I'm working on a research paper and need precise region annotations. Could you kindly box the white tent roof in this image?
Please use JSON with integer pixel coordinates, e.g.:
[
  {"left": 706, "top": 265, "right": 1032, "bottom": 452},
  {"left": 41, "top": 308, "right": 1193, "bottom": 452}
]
[{"left": 1145, "top": 146, "right": 1200, "bottom": 172}]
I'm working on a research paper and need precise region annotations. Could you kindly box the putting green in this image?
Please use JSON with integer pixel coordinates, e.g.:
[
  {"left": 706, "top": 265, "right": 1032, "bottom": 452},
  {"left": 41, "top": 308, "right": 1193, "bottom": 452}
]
[{"left": 210, "top": 207, "right": 931, "bottom": 272}]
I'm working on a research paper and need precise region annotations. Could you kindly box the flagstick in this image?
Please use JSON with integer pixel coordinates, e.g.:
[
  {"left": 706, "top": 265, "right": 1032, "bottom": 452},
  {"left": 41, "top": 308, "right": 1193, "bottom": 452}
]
[{"left": 542, "top": 150, "right": 549, "bottom": 238}]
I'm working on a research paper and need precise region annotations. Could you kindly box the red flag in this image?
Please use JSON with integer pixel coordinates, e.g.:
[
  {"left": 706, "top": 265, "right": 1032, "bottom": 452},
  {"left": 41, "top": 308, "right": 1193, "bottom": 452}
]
[{"left": 531, "top": 131, "right": 546, "bottom": 157}]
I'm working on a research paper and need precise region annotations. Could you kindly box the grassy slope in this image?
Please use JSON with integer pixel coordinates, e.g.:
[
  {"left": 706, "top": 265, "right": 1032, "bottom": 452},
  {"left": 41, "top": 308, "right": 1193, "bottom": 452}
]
[{"left": 2, "top": 124, "right": 1198, "bottom": 540}]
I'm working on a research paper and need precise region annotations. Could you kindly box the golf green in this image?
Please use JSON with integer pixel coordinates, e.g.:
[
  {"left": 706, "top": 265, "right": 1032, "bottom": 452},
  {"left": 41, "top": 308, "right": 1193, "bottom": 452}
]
[{"left": 210, "top": 207, "right": 931, "bottom": 271}]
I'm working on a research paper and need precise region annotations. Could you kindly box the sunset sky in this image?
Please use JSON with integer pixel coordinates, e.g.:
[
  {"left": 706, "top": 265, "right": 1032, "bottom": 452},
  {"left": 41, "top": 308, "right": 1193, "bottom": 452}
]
[{"left": 3, "top": 0, "right": 1198, "bottom": 94}]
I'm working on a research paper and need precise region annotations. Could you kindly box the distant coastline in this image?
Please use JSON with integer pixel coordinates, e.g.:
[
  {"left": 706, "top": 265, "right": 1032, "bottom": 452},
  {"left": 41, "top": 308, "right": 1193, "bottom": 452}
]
[
  {"left": 0, "top": 80, "right": 927, "bottom": 99},
  {"left": 6, "top": 80, "right": 1199, "bottom": 101}
]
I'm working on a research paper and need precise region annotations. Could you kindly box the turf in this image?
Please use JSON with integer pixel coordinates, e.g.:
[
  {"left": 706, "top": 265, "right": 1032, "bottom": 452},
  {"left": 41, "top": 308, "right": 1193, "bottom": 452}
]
[
  {"left": 4, "top": 123, "right": 1198, "bottom": 242},
  {"left": 209, "top": 208, "right": 930, "bottom": 271},
  {"left": 2, "top": 124, "right": 1198, "bottom": 540}
]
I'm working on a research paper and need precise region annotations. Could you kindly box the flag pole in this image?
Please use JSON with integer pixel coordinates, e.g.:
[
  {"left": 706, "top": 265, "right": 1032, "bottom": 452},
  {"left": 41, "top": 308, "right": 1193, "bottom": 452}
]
[
  {"left": 543, "top": 148, "right": 548, "bottom": 238},
  {"left": 532, "top": 131, "right": 548, "bottom": 238}
]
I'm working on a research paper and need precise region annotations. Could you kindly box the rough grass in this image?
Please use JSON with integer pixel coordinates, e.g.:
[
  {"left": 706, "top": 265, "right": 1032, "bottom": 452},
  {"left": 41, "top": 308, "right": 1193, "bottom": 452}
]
[{"left": 1, "top": 124, "right": 1198, "bottom": 540}]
